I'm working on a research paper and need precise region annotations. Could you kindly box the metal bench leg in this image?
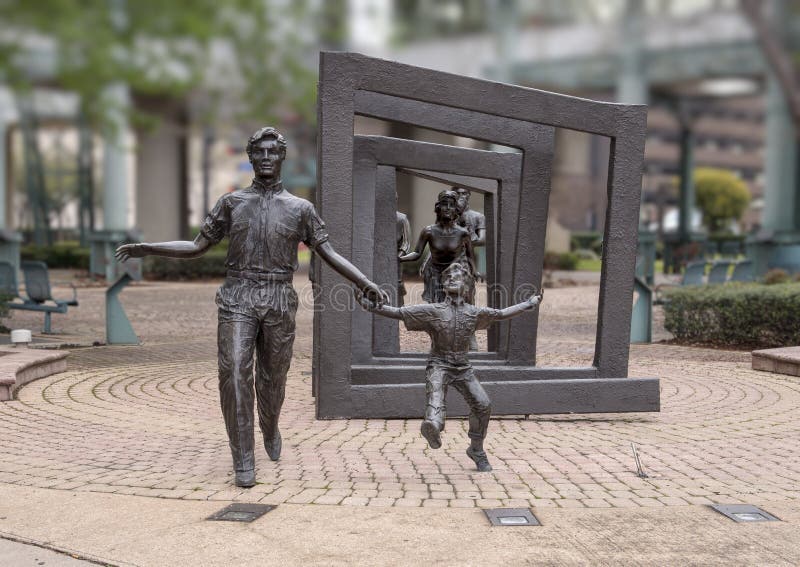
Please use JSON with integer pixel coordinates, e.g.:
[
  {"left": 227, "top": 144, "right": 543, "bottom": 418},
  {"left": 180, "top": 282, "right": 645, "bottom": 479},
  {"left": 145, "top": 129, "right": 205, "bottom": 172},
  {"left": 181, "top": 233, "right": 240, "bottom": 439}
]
[
  {"left": 630, "top": 278, "right": 653, "bottom": 344},
  {"left": 43, "top": 311, "right": 52, "bottom": 334},
  {"left": 106, "top": 274, "right": 139, "bottom": 345}
]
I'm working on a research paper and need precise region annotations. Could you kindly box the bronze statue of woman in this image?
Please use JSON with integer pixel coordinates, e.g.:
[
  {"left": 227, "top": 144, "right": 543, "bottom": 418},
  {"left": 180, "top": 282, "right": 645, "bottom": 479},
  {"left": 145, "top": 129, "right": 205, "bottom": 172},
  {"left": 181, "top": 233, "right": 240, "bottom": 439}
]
[{"left": 400, "top": 190, "right": 477, "bottom": 303}]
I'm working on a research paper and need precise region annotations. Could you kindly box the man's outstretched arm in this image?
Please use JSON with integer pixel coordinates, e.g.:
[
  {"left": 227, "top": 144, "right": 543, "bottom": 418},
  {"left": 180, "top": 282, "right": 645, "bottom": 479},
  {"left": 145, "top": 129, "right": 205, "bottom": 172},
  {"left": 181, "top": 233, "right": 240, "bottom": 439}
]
[
  {"left": 115, "top": 233, "right": 214, "bottom": 262},
  {"left": 315, "top": 241, "right": 389, "bottom": 304}
]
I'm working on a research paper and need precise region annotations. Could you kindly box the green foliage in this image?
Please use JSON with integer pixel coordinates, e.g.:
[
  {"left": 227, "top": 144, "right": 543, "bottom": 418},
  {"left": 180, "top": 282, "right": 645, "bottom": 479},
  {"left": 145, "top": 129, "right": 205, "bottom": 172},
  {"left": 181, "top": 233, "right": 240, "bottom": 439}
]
[
  {"left": 573, "top": 248, "right": 599, "bottom": 261},
  {"left": 144, "top": 249, "right": 228, "bottom": 280},
  {"left": 570, "top": 231, "right": 602, "bottom": 252},
  {"left": 544, "top": 251, "right": 579, "bottom": 271},
  {"left": 694, "top": 168, "right": 751, "bottom": 232},
  {"left": 763, "top": 268, "right": 791, "bottom": 285},
  {"left": 0, "top": 293, "right": 11, "bottom": 330},
  {"left": 0, "top": 0, "right": 321, "bottom": 127},
  {"left": 576, "top": 257, "right": 603, "bottom": 272},
  {"left": 663, "top": 283, "right": 800, "bottom": 347},
  {"left": 21, "top": 241, "right": 90, "bottom": 269}
]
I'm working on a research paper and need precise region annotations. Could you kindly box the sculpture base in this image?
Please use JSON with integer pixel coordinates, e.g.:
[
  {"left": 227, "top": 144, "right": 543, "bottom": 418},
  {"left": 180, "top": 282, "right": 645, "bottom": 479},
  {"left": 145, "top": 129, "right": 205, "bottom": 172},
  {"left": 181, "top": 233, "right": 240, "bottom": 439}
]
[{"left": 318, "top": 374, "right": 660, "bottom": 419}]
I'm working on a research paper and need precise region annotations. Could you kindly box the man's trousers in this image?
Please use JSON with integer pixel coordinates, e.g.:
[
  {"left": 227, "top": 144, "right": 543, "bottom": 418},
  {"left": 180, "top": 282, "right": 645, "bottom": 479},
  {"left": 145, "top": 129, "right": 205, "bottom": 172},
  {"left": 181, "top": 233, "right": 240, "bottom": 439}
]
[{"left": 216, "top": 283, "right": 297, "bottom": 473}]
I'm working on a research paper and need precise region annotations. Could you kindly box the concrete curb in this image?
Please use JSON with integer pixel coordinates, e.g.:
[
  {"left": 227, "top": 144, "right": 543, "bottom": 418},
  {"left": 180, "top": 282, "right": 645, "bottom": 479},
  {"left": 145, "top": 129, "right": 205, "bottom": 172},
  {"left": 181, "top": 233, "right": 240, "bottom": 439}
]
[
  {"left": 752, "top": 346, "right": 800, "bottom": 377},
  {"left": 0, "top": 346, "right": 69, "bottom": 401}
]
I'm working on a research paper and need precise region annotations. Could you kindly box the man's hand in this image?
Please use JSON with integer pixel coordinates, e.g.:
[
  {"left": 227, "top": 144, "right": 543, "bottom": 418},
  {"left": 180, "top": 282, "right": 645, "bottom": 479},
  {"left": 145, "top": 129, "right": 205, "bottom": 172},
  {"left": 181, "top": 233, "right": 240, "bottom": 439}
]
[
  {"left": 353, "top": 289, "right": 378, "bottom": 311},
  {"left": 115, "top": 243, "right": 147, "bottom": 263},
  {"left": 528, "top": 287, "right": 544, "bottom": 306},
  {"left": 360, "top": 280, "right": 390, "bottom": 305}
]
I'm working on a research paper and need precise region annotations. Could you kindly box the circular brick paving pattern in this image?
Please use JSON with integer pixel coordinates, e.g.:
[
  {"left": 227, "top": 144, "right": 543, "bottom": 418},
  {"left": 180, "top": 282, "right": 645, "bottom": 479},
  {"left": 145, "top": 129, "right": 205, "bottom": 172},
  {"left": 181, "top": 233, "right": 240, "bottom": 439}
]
[{"left": 1, "top": 280, "right": 799, "bottom": 509}]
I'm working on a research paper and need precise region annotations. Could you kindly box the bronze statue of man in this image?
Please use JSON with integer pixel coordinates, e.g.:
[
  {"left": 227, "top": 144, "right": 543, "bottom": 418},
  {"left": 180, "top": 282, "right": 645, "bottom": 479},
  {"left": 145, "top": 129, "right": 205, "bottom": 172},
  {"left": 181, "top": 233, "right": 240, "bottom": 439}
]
[
  {"left": 116, "top": 127, "right": 386, "bottom": 488},
  {"left": 454, "top": 186, "right": 486, "bottom": 350},
  {"left": 396, "top": 209, "right": 411, "bottom": 305},
  {"left": 357, "top": 262, "right": 543, "bottom": 472},
  {"left": 454, "top": 187, "right": 486, "bottom": 247}
]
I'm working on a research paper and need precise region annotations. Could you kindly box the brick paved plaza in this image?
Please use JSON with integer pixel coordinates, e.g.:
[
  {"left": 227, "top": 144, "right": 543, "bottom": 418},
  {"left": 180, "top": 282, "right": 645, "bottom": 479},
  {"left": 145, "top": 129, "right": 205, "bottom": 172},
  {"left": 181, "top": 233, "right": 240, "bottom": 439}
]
[{"left": 1, "top": 278, "right": 799, "bottom": 512}]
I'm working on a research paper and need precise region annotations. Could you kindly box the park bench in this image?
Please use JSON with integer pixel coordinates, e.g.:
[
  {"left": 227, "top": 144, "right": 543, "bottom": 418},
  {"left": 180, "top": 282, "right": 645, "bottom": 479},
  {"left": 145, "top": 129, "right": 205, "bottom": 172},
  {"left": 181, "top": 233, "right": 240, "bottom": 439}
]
[
  {"left": 707, "top": 260, "right": 734, "bottom": 285},
  {"left": 768, "top": 246, "right": 800, "bottom": 275},
  {"left": 653, "top": 260, "right": 706, "bottom": 305},
  {"left": 729, "top": 259, "right": 754, "bottom": 282},
  {"left": 0, "top": 261, "right": 78, "bottom": 333}
]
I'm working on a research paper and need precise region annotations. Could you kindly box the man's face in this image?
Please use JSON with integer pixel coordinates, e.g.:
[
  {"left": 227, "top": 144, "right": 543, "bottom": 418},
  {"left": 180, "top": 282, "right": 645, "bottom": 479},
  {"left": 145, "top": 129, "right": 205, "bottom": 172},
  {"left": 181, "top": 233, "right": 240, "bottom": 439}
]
[
  {"left": 249, "top": 138, "right": 284, "bottom": 180},
  {"left": 455, "top": 189, "right": 469, "bottom": 213},
  {"left": 442, "top": 269, "right": 468, "bottom": 296}
]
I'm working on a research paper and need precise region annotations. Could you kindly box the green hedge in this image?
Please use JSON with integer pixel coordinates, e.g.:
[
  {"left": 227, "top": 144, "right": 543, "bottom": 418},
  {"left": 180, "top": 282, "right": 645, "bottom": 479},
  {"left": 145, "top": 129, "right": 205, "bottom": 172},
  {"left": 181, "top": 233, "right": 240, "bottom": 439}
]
[
  {"left": 0, "top": 293, "right": 11, "bottom": 331},
  {"left": 21, "top": 242, "right": 90, "bottom": 270},
  {"left": 570, "top": 231, "right": 602, "bottom": 253},
  {"left": 544, "top": 251, "right": 579, "bottom": 271},
  {"left": 663, "top": 283, "right": 800, "bottom": 347},
  {"left": 144, "top": 249, "right": 229, "bottom": 280}
]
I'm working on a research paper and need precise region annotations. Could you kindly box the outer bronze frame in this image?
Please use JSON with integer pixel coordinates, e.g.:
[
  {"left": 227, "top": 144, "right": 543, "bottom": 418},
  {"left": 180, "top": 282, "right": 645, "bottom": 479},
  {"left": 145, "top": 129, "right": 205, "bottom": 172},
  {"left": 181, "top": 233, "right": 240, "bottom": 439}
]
[{"left": 315, "top": 52, "right": 658, "bottom": 419}]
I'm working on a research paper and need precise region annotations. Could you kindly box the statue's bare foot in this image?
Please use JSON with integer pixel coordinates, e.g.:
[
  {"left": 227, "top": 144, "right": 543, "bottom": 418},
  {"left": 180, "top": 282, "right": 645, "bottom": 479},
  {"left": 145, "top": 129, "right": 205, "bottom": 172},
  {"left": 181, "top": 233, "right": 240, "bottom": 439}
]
[
  {"left": 466, "top": 447, "right": 492, "bottom": 472},
  {"left": 420, "top": 420, "right": 441, "bottom": 449}
]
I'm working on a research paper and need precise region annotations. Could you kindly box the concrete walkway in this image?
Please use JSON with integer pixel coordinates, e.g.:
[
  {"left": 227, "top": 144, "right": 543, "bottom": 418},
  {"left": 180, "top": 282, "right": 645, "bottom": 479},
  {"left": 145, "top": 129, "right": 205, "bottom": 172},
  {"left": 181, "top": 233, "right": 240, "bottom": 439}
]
[{"left": 1, "top": 279, "right": 798, "bottom": 565}]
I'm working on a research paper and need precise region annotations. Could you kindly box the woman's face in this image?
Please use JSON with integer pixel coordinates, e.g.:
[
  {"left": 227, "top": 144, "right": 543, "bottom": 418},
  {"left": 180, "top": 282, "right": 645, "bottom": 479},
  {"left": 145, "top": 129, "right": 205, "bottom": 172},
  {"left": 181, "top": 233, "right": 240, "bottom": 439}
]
[{"left": 437, "top": 198, "right": 458, "bottom": 222}]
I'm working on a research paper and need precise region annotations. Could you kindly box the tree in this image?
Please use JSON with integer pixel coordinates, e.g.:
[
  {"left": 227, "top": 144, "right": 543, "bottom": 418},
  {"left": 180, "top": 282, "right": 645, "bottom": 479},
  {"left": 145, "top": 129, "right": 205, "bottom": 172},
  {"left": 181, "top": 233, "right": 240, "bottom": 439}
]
[
  {"left": 694, "top": 167, "right": 752, "bottom": 233},
  {"left": 0, "top": 0, "right": 323, "bottom": 128}
]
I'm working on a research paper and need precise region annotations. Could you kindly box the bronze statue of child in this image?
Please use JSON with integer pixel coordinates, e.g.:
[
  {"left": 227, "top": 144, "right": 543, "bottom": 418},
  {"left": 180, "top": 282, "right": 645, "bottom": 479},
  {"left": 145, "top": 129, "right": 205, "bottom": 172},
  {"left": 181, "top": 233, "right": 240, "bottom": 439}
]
[{"left": 356, "top": 262, "right": 543, "bottom": 472}]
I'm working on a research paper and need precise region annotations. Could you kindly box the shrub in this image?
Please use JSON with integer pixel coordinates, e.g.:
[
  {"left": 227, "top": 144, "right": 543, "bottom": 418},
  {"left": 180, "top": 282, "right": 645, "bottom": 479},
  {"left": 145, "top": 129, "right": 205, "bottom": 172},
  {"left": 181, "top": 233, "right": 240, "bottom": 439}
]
[
  {"left": 694, "top": 167, "right": 751, "bottom": 232},
  {"left": 144, "top": 249, "right": 228, "bottom": 280},
  {"left": 0, "top": 293, "right": 11, "bottom": 332},
  {"left": 21, "top": 242, "right": 90, "bottom": 270},
  {"left": 570, "top": 231, "right": 602, "bottom": 253},
  {"left": 573, "top": 248, "right": 599, "bottom": 260},
  {"left": 763, "top": 268, "right": 790, "bottom": 285},
  {"left": 663, "top": 283, "right": 800, "bottom": 347},
  {"left": 544, "top": 251, "right": 579, "bottom": 271}
]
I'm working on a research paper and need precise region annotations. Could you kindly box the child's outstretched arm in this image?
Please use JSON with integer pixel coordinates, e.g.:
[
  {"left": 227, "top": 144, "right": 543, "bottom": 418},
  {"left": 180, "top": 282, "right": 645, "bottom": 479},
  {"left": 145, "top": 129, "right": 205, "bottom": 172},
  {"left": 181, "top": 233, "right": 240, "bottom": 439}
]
[
  {"left": 492, "top": 288, "right": 544, "bottom": 321},
  {"left": 354, "top": 290, "right": 404, "bottom": 320}
]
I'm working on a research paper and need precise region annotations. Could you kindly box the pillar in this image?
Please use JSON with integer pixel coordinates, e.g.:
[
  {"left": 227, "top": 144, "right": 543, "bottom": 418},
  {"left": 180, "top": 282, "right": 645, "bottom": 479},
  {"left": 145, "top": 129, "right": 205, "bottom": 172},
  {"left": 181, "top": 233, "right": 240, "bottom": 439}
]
[
  {"left": 616, "top": 0, "right": 648, "bottom": 105},
  {"left": 101, "top": 82, "right": 131, "bottom": 232},
  {"left": 677, "top": 119, "right": 695, "bottom": 244},
  {"left": 763, "top": 76, "right": 798, "bottom": 233}
]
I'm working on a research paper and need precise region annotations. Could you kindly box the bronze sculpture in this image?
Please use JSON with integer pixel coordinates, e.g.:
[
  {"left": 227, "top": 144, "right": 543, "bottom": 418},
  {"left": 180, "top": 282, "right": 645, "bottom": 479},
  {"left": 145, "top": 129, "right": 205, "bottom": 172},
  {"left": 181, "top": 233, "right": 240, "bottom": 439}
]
[
  {"left": 357, "top": 262, "right": 543, "bottom": 472},
  {"left": 455, "top": 186, "right": 486, "bottom": 350},
  {"left": 116, "top": 127, "right": 386, "bottom": 488},
  {"left": 400, "top": 190, "right": 478, "bottom": 304},
  {"left": 455, "top": 187, "right": 486, "bottom": 247},
  {"left": 396, "top": 210, "right": 411, "bottom": 305}
]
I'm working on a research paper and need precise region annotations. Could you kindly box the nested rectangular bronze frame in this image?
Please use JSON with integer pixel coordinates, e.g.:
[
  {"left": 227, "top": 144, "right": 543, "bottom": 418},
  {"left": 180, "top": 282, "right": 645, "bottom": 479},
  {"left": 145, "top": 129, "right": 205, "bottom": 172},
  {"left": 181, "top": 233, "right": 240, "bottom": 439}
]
[{"left": 314, "top": 52, "right": 659, "bottom": 418}]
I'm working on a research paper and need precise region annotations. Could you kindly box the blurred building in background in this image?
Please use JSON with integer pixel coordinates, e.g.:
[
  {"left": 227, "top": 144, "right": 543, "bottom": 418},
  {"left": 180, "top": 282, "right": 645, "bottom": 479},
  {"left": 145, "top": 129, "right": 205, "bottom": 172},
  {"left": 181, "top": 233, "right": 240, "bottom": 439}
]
[
  {"left": 350, "top": 0, "right": 775, "bottom": 247},
  {"left": 0, "top": 0, "right": 798, "bottom": 274}
]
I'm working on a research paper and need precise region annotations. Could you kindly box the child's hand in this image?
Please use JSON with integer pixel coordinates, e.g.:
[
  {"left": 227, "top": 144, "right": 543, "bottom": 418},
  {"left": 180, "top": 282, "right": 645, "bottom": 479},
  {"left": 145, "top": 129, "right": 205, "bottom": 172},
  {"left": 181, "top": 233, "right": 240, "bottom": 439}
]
[
  {"left": 353, "top": 289, "right": 377, "bottom": 311},
  {"left": 529, "top": 288, "right": 544, "bottom": 305}
]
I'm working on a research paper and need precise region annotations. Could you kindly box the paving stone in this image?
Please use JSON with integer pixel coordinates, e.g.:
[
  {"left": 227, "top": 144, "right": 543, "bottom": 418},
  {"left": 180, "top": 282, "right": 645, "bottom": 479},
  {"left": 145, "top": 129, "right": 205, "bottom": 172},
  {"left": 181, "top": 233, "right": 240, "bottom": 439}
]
[{"left": 2, "top": 281, "right": 798, "bottom": 510}]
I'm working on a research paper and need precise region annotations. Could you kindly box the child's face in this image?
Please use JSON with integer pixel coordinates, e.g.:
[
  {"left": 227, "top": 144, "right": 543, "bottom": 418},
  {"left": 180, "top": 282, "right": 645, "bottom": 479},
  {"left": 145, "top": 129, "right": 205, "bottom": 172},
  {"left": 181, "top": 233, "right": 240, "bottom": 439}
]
[{"left": 443, "top": 270, "right": 468, "bottom": 296}]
